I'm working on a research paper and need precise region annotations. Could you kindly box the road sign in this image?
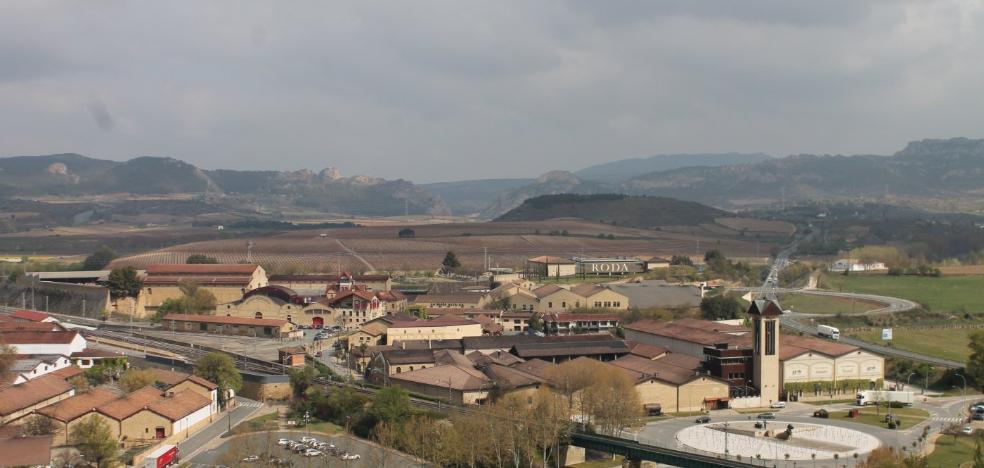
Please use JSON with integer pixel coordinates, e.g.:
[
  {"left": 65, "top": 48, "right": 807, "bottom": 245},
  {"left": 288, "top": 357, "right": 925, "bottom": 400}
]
[{"left": 882, "top": 328, "right": 893, "bottom": 340}]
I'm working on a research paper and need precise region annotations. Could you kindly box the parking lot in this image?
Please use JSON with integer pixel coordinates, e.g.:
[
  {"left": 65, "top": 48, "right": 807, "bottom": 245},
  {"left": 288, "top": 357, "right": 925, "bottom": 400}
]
[{"left": 188, "top": 431, "right": 425, "bottom": 468}]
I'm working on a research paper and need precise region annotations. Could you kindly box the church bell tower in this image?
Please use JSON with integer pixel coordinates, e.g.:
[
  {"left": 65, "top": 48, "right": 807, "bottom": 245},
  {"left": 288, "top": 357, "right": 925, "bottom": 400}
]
[{"left": 749, "top": 299, "right": 782, "bottom": 404}]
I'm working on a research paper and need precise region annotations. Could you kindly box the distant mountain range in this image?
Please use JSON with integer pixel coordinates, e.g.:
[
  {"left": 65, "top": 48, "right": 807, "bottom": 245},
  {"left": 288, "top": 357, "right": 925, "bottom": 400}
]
[
  {"left": 0, "top": 153, "right": 448, "bottom": 217},
  {"left": 6, "top": 137, "right": 984, "bottom": 223}
]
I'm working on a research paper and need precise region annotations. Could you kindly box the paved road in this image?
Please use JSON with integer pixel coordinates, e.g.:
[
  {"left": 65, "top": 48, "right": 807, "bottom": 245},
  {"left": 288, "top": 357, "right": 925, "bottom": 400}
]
[{"left": 178, "top": 397, "right": 265, "bottom": 461}]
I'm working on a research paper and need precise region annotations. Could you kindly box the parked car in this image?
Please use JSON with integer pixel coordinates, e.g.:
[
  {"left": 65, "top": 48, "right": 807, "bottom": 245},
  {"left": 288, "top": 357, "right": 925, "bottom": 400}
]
[
  {"left": 757, "top": 413, "right": 777, "bottom": 420},
  {"left": 963, "top": 426, "right": 974, "bottom": 435},
  {"left": 340, "top": 454, "right": 361, "bottom": 460},
  {"left": 300, "top": 436, "right": 317, "bottom": 444},
  {"left": 241, "top": 456, "right": 260, "bottom": 463},
  {"left": 974, "top": 413, "right": 984, "bottom": 421},
  {"left": 304, "top": 449, "right": 322, "bottom": 457},
  {"left": 694, "top": 415, "right": 711, "bottom": 424},
  {"left": 812, "top": 409, "right": 829, "bottom": 419},
  {"left": 277, "top": 439, "right": 290, "bottom": 446},
  {"left": 769, "top": 402, "right": 786, "bottom": 409}
]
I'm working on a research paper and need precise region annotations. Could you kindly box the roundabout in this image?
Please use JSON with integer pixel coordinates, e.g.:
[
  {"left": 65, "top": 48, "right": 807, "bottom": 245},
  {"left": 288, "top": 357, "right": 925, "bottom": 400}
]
[{"left": 676, "top": 420, "right": 881, "bottom": 461}]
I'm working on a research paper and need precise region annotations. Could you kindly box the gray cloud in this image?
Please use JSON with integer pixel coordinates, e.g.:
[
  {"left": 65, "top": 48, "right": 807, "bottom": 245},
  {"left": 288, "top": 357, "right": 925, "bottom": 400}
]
[{"left": 0, "top": 1, "right": 983, "bottom": 182}]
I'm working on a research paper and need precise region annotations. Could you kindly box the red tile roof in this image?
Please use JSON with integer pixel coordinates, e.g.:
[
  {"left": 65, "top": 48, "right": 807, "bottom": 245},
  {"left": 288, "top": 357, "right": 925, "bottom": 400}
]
[
  {"left": 0, "top": 435, "right": 53, "bottom": 467},
  {"left": 0, "top": 374, "right": 74, "bottom": 416},
  {"left": 164, "top": 313, "right": 289, "bottom": 327},
  {"left": 627, "top": 341, "right": 668, "bottom": 359},
  {"left": 148, "top": 389, "right": 211, "bottom": 421},
  {"left": 146, "top": 264, "right": 260, "bottom": 275},
  {"left": 0, "top": 330, "right": 80, "bottom": 344},
  {"left": 96, "top": 386, "right": 165, "bottom": 420},
  {"left": 36, "top": 388, "right": 120, "bottom": 422},
  {"left": 144, "top": 276, "right": 254, "bottom": 286},
  {"left": 11, "top": 310, "right": 52, "bottom": 322},
  {"left": 0, "top": 322, "right": 62, "bottom": 332},
  {"left": 387, "top": 318, "right": 480, "bottom": 328}
]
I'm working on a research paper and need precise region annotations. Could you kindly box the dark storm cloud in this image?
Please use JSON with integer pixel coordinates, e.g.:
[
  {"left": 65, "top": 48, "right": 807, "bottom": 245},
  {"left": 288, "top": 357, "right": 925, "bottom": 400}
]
[{"left": 0, "top": 1, "right": 982, "bottom": 182}]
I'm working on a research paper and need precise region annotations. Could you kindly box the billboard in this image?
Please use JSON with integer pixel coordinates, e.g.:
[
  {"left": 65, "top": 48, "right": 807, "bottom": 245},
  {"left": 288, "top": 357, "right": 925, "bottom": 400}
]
[
  {"left": 881, "top": 328, "right": 892, "bottom": 341},
  {"left": 578, "top": 260, "right": 645, "bottom": 274}
]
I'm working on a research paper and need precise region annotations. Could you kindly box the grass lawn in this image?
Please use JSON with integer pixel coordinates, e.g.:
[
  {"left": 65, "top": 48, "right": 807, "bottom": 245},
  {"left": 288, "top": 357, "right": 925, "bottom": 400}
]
[
  {"left": 800, "top": 399, "right": 857, "bottom": 406},
  {"left": 303, "top": 419, "right": 344, "bottom": 434},
  {"left": 733, "top": 407, "right": 775, "bottom": 414},
  {"left": 231, "top": 413, "right": 279, "bottom": 435},
  {"left": 830, "top": 406, "right": 929, "bottom": 430},
  {"left": 822, "top": 273, "right": 984, "bottom": 312},
  {"left": 927, "top": 435, "right": 978, "bottom": 468},
  {"left": 848, "top": 328, "right": 973, "bottom": 364},
  {"left": 778, "top": 293, "right": 885, "bottom": 315},
  {"left": 667, "top": 411, "right": 706, "bottom": 418}
]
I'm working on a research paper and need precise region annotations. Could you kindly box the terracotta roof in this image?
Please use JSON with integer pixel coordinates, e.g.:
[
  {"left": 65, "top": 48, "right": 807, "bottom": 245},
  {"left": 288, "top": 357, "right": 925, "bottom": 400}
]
[
  {"left": 387, "top": 317, "right": 481, "bottom": 329},
  {"left": 511, "top": 359, "right": 558, "bottom": 380},
  {"left": 147, "top": 368, "right": 218, "bottom": 390},
  {"left": 627, "top": 341, "right": 668, "bottom": 359},
  {"left": 0, "top": 425, "right": 24, "bottom": 438},
  {"left": 671, "top": 318, "right": 749, "bottom": 334},
  {"left": 36, "top": 388, "right": 120, "bottom": 422},
  {"left": 624, "top": 320, "right": 751, "bottom": 348},
  {"left": 0, "top": 374, "right": 74, "bottom": 416},
  {"left": 0, "top": 330, "right": 80, "bottom": 344},
  {"left": 11, "top": 310, "right": 53, "bottom": 322},
  {"left": 609, "top": 354, "right": 714, "bottom": 386},
  {"left": 145, "top": 276, "right": 254, "bottom": 286},
  {"left": 779, "top": 334, "right": 860, "bottom": 360},
  {"left": 164, "top": 313, "right": 289, "bottom": 327},
  {"left": 96, "top": 386, "right": 165, "bottom": 420},
  {"left": 148, "top": 389, "right": 211, "bottom": 421},
  {"left": 146, "top": 264, "right": 259, "bottom": 275},
  {"left": 511, "top": 339, "right": 630, "bottom": 359},
  {"left": 527, "top": 256, "right": 574, "bottom": 264},
  {"left": 49, "top": 366, "right": 85, "bottom": 381},
  {"left": 389, "top": 364, "right": 491, "bottom": 391},
  {"left": 379, "top": 349, "right": 436, "bottom": 365},
  {"left": 0, "top": 435, "right": 52, "bottom": 467},
  {"left": 532, "top": 284, "right": 565, "bottom": 298},
  {"left": 356, "top": 321, "right": 389, "bottom": 337},
  {"left": 482, "top": 363, "right": 544, "bottom": 390},
  {"left": 570, "top": 284, "right": 608, "bottom": 298},
  {"left": 412, "top": 294, "right": 483, "bottom": 305},
  {"left": 467, "top": 350, "right": 524, "bottom": 367},
  {"left": 473, "top": 314, "right": 504, "bottom": 335},
  {"left": 269, "top": 273, "right": 391, "bottom": 282},
  {"left": 433, "top": 350, "right": 475, "bottom": 367},
  {"left": 325, "top": 290, "right": 378, "bottom": 306}
]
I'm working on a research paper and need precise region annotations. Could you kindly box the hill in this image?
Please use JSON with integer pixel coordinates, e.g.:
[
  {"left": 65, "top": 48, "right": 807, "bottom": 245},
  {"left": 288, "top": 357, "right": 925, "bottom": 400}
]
[
  {"left": 575, "top": 152, "right": 771, "bottom": 183},
  {"left": 0, "top": 153, "right": 449, "bottom": 217},
  {"left": 421, "top": 178, "right": 533, "bottom": 216},
  {"left": 494, "top": 194, "right": 728, "bottom": 228},
  {"left": 620, "top": 138, "right": 984, "bottom": 211},
  {"left": 478, "top": 171, "right": 610, "bottom": 219}
]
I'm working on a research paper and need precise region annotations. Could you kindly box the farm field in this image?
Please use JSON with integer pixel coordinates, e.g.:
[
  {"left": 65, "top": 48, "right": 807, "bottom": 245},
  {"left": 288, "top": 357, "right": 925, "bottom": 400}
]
[
  {"left": 111, "top": 219, "right": 789, "bottom": 274},
  {"left": 778, "top": 293, "right": 886, "bottom": 315},
  {"left": 847, "top": 327, "right": 974, "bottom": 364},
  {"left": 821, "top": 273, "right": 984, "bottom": 312}
]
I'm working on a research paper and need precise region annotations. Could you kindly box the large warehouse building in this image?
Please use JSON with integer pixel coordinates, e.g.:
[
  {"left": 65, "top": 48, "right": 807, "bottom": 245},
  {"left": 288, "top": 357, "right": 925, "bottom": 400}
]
[{"left": 623, "top": 301, "right": 884, "bottom": 402}]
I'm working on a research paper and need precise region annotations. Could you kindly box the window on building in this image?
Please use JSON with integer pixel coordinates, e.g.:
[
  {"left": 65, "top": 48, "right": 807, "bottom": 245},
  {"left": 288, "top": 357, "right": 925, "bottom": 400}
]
[
  {"left": 548, "top": 302, "right": 553, "bottom": 308},
  {"left": 561, "top": 302, "right": 566, "bottom": 308},
  {"left": 765, "top": 320, "right": 776, "bottom": 356},
  {"left": 594, "top": 302, "right": 602, "bottom": 307},
  {"left": 199, "top": 323, "right": 207, "bottom": 331},
  {"left": 396, "top": 367, "right": 402, "bottom": 373},
  {"left": 255, "top": 312, "right": 263, "bottom": 319}
]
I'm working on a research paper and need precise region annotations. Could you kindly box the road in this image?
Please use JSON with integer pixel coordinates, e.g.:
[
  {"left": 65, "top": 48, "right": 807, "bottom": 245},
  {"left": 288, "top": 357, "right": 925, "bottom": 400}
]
[
  {"left": 736, "top": 233, "right": 963, "bottom": 369},
  {"left": 178, "top": 397, "right": 265, "bottom": 461}
]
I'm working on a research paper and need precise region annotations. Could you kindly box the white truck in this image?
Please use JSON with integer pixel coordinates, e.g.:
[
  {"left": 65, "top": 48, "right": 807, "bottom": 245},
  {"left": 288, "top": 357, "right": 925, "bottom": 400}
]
[
  {"left": 817, "top": 324, "right": 840, "bottom": 340},
  {"left": 856, "top": 390, "right": 914, "bottom": 406},
  {"left": 143, "top": 445, "right": 178, "bottom": 468}
]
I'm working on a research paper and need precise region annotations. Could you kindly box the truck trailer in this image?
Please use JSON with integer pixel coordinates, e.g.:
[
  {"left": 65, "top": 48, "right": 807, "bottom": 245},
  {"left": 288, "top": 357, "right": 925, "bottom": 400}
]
[
  {"left": 143, "top": 445, "right": 178, "bottom": 468},
  {"left": 856, "top": 390, "right": 914, "bottom": 406},
  {"left": 817, "top": 324, "right": 840, "bottom": 340}
]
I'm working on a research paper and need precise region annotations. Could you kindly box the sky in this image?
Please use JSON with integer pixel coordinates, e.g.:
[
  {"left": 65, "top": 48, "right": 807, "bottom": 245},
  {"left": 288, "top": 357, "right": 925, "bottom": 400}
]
[{"left": 2, "top": 1, "right": 983, "bottom": 183}]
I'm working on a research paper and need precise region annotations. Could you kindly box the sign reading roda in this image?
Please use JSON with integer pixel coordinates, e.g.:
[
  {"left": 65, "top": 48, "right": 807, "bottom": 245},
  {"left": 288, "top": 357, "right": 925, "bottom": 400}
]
[{"left": 580, "top": 261, "right": 644, "bottom": 274}]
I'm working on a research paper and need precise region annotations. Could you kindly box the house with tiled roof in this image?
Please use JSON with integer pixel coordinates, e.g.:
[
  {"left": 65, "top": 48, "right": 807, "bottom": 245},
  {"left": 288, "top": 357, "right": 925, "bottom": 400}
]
[
  {"left": 6, "top": 354, "right": 74, "bottom": 386},
  {"left": 0, "top": 434, "right": 53, "bottom": 468},
  {"left": 34, "top": 387, "right": 121, "bottom": 445},
  {"left": 0, "top": 374, "right": 75, "bottom": 424},
  {"left": 0, "top": 330, "right": 86, "bottom": 356}
]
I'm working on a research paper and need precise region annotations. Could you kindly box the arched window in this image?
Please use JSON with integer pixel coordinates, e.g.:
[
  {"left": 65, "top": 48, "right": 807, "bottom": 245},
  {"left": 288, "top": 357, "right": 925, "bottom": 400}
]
[
  {"left": 396, "top": 367, "right": 402, "bottom": 373},
  {"left": 254, "top": 312, "right": 263, "bottom": 319}
]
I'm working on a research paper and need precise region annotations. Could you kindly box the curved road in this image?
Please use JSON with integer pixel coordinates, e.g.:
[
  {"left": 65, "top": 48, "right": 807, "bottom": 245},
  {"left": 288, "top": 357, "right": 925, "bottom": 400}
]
[{"left": 735, "top": 234, "right": 964, "bottom": 369}]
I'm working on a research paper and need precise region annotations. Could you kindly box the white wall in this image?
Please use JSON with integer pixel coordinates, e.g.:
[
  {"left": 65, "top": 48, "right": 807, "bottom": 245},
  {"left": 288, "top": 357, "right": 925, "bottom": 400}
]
[
  {"left": 10, "top": 335, "right": 86, "bottom": 356},
  {"left": 172, "top": 404, "right": 211, "bottom": 435}
]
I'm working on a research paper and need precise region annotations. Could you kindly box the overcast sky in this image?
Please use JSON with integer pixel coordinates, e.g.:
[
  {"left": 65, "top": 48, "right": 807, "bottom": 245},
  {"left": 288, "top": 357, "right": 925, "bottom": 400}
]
[{"left": 2, "top": 1, "right": 983, "bottom": 183}]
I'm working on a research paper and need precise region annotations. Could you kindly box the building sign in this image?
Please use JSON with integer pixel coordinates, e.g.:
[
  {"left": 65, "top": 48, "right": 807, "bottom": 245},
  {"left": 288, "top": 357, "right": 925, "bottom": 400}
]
[
  {"left": 881, "top": 328, "right": 892, "bottom": 341},
  {"left": 580, "top": 261, "right": 645, "bottom": 274}
]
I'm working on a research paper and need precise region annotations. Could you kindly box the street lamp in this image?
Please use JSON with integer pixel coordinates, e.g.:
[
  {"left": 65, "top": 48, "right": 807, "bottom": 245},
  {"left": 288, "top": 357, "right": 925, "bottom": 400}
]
[
  {"left": 304, "top": 411, "right": 311, "bottom": 439},
  {"left": 955, "top": 374, "right": 967, "bottom": 399},
  {"left": 906, "top": 372, "right": 917, "bottom": 391}
]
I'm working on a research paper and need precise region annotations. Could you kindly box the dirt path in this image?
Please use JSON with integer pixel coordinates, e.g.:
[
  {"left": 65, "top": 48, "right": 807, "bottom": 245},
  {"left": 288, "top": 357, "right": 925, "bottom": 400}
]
[{"left": 335, "top": 239, "right": 376, "bottom": 272}]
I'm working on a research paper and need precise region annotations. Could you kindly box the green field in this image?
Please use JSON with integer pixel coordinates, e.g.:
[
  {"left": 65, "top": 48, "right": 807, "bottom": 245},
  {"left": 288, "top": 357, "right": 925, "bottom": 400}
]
[
  {"left": 848, "top": 328, "right": 974, "bottom": 364},
  {"left": 830, "top": 406, "right": 929, "bottom": 430},
  {"left": 928, "top": 435, "right": 978, "bottom": 468},
  {"left": 778, "top": 293, "right": 885, "bottom": 315},
  {"left": 822, "top": 274, "right": 984, "bottom": 312}
]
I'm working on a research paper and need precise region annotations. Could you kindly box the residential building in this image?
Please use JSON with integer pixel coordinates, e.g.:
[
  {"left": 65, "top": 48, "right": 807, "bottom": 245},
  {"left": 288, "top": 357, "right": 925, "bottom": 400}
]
[
  {"left": 542, "top": 312, "right": 620, "bottom": 335},
  {"left": 0, "top": 330, "right": 87, "bottom": 356},
  {"left": 35, "top": 387, "right": 122, "bottom": 445},
  {"left": 384, "top": 317, "right": 484, "bottom": 345},
  {"left": 0, "top": 374, "right": 75, "bottom": 425},
  {"left": 7, "top": 354, "right": 73, "bottom": 385}
]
